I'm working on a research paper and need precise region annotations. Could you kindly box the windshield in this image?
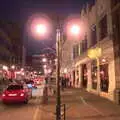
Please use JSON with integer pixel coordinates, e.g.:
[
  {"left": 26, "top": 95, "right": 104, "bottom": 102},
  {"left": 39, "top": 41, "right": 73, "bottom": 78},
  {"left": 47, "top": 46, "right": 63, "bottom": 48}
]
[{"left": 7, "top": 85, "right": 23, "bottom": 91}]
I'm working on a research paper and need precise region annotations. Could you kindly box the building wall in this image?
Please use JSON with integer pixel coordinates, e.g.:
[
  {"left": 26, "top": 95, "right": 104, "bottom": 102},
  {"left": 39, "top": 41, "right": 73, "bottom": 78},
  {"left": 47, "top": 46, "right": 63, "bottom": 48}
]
[
  {"left": 70, "top": 0, "right": 118, "bottom": 102},
  {"left": 60, "top": 0, "right": 120, "bottom": 103},
  {"left": 0, "top": 21, "right": 22, "bottom": 66}
]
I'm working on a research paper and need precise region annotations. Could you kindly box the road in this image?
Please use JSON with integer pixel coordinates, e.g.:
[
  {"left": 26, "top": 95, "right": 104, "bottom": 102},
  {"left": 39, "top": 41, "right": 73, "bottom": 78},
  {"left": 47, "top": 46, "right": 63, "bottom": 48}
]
[
  {"left": 0, "top": 85, "right": 44, "bottom": 120},
  {"left": 1, "top": 88, "right": 120, "bottom": 120}
]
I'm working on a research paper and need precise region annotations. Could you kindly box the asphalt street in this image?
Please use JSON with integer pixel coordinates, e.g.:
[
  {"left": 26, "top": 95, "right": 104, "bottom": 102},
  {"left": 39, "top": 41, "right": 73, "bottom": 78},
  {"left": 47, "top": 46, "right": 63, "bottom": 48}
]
[
  {"left": 1, "top": 88, "right": 120, "bottom": 120},
  {"left": 0, "top": 86, "right": 44, "bottom": 120}
]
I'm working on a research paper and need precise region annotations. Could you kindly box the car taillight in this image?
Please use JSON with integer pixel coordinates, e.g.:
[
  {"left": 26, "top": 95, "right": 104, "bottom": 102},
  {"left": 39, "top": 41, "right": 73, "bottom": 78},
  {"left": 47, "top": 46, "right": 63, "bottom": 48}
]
[
  {"left": 2, "top": 94, "right": 6, "bottom": 97},
  {"left": 20, "top": 93, "right": 24, "bottom": 96}
]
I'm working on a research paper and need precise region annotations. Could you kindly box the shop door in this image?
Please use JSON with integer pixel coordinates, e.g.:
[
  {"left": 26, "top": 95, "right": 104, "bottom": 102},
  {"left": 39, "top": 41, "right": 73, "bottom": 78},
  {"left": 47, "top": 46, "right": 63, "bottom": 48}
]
[{"left": 81, "top": 64, "right": 87, "bottom": 88}]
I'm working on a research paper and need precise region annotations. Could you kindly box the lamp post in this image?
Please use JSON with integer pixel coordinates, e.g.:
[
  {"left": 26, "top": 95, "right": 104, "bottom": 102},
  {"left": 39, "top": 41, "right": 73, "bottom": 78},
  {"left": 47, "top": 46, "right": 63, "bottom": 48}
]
[
  {"left": 56, "top": 28, "right": 61, "bottom": 120},
  {"left": 56, "top": 22, "right": 81, "bottom": 120},
  {"left": 29, "top": 16, "right": 81, "bottom": 120}
]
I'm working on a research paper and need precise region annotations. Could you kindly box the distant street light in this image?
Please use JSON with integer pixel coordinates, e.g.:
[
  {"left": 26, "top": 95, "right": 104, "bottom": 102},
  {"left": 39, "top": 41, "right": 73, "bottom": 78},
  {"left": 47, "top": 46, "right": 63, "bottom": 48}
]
[
  {"left": 11, "top": 65, "right": 15, "bottom": 69},
  {"left": 43, "top": 65, "right": 47, "bottom": 69},
  {"left": 48, "top": 69, "right": 52, "bottom": 73},
  {"left": 21, "top": 68, "right": 24, "bottom": 71},
  {"left": 42, "top": 58, "right": 47, "bottom": 62}
]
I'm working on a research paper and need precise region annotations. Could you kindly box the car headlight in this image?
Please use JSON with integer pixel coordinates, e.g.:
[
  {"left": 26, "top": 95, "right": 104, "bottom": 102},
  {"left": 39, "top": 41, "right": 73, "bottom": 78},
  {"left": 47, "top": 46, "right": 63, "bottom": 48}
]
[{"left": 20, "top": 93, "right": 24, "bottom": 96}]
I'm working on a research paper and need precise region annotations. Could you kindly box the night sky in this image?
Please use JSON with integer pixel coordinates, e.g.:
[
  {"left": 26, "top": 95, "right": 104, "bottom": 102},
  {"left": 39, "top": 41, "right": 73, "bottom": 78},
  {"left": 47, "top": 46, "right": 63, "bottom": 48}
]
[{"left": 0, "top": 0, "right": 95, "bottom": 55}]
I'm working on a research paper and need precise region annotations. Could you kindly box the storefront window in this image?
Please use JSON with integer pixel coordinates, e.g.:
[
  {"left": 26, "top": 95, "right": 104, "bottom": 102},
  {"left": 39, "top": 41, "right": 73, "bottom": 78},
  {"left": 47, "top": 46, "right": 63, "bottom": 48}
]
[
  {"left": 100, "top": 64, "right": 109, "bottom": 92},
  {"left": 91, "top": 60, "right": 97, "bottom": 89}
]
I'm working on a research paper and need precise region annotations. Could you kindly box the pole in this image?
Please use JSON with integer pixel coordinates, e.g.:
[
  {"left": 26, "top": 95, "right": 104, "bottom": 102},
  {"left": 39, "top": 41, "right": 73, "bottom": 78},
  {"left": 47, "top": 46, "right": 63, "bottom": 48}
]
[
  {"left": 96, "top": 58, "right": 101, "bottom": 94},
  {"left": 56, "top": 28, "right": 61, "bottom": 120}
]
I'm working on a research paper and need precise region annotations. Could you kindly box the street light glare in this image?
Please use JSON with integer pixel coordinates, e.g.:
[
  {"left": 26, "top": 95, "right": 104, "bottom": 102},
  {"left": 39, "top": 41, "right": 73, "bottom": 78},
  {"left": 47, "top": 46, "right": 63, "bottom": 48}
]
[
  {"left": 43, "top": 65, "right": 47, "bottom": 68},
  {"left": 42, "top": 58, "right": 47, "bottom": 62},
  {"left": 70, "top": 25, "right": 80, "bottom": 35},
  {"left": 35, "top": 24, "right": 47, "bottom": 35},
  {"left": 11, "top": 65, "right": 15, "bottom": 69}
]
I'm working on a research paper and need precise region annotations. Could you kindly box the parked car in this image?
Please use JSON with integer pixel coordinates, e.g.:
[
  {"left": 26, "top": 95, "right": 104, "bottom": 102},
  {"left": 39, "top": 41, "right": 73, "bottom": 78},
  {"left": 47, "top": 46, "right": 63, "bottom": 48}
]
[{"left": 1, "top": 83, "right": 32, "bottom": 104}]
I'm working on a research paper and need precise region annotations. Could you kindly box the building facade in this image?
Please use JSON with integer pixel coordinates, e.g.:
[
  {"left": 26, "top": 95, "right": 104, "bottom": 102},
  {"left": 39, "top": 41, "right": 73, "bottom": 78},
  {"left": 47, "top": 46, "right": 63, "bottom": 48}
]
[
  {"left": 0, "top": 21, "right": 22, "bottom": 66},
  {"left": 61, "top": 0, "right": 120, "bottom": 103}
]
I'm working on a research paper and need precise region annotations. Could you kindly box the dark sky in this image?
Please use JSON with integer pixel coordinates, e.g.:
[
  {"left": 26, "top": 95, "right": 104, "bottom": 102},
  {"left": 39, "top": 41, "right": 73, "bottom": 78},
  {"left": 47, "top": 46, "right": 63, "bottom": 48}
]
[{"left": 0, "top": 0, "right": 95, "bottom": 55}]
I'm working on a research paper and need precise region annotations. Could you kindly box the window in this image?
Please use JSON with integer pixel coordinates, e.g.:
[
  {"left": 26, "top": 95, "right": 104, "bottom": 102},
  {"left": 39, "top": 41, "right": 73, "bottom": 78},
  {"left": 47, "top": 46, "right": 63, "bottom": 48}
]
[
  {"left": 112, "top": 9, "right": 120, "bottom": 44},
  {"left": 7, "top": 85, "right": 23, "bottom": 90},
  {"left": 111, "top": 0, "right": 120, "bottom": 8},
  {"left": 73, "top": 44, "right": 79, "bottom": 59},
  {"left": 90, "top": 25, "right": 97, "bottom": 46},
  {"left": 99, "top": 15, "right": 108, "bottom": 40},
  {"left": 83, "top": 38, "right": 87, "bottom": 52},
  {"left": 81, "top": 37, "right": 87, "bottom": 53}
]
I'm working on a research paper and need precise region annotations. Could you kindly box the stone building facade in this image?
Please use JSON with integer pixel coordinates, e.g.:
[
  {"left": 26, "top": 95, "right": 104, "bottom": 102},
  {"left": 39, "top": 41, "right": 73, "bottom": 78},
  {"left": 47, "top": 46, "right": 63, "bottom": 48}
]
[{"left": 61, "top": 0, "right": 120, "bottom": 103}]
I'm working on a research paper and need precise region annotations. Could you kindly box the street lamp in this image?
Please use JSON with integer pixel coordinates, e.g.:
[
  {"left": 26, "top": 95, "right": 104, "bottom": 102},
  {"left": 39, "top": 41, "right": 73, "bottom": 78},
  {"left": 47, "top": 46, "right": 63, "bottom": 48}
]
[
  {"left": 35, "top": 24, "right": 47, "bottom": 35},
  {"left": 56, "top": 23, "right": 81, "bottom": 120},
  {"left": 43, "top": 65, "right": 47, "bottom": 69},
  {"left": 11, "top": 65, "right": 15, "bottom": 69},
  {"left": 30, "top": 16, "right": 81, "bottom": 120},
  {"left": 42, "top": 58, "right": 47, "bottom": 62},
  {"left": 70, "top": 24, "right": 81, "bottom": 35}
]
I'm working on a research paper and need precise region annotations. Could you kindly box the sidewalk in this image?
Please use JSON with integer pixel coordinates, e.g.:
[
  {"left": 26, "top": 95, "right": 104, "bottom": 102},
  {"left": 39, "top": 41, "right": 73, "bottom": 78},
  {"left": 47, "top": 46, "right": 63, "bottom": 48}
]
[{"left": 38, "top": 88, "right": 120, "bottom": 120}]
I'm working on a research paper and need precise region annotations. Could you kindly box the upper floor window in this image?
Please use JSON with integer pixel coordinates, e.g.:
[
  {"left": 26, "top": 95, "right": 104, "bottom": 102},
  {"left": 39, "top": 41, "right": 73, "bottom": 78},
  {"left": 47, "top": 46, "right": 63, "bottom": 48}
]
[
  {"left": 81, "top": 36, "right": 87, "bottom": 53},
  {"left": 111, "top": 0, "right": 120, "bottom": 8},
  {"left": 90, "top": 25, "right": 97, "bottom": 46},
  {"left": 99, "top": 15, "right": 108, "bottom": 40},
  {"left": 73, "top": 44, "right": 79, "bottom": 59}
]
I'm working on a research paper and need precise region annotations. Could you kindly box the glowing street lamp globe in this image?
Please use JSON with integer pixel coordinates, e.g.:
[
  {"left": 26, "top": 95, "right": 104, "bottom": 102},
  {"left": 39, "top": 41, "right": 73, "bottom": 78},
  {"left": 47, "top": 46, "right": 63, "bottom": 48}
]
[
  {"left": 35, "top": 24, "right": 47, "bottom": 35},
  {"left": 70, "top": 24, "right": 80, "bottom": 35},
  {"left": 42, "top": 58, "right": 47, "bottom": 62},
  {"left": 11, "top": 65, "right": 15, "bottom": 69}
]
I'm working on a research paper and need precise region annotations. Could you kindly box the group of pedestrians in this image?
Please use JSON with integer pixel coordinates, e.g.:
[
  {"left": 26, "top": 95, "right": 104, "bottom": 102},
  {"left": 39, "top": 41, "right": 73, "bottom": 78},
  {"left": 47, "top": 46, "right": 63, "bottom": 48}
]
[{"left": 61, "top": 76, "right": 70, "bottom": 90}]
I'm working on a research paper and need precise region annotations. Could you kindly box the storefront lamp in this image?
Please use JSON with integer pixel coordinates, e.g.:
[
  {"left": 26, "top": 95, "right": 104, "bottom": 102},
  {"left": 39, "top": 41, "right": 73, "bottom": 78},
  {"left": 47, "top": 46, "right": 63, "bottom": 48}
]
[
  {"left": 64, "top": 68, "right": 67, "bottom": 73},
  {"left": 102, "top": 58, "right": 106, "bottom": 63}
]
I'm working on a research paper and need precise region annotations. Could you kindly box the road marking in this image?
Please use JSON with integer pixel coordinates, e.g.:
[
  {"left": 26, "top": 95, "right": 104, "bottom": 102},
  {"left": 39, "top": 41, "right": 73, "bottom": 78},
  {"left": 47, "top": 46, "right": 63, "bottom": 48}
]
[
  {"left": 33, "top": 106, "right": 39, "bottom": 120},
  {"left": 80, "top": 96, "right": 87, "bottom": 105},
  {"left": 33, "top": 96, "right": 42, "bottom": 120},
  {"left": 80, "top": 96, "right": 104, "bottom": 116}
]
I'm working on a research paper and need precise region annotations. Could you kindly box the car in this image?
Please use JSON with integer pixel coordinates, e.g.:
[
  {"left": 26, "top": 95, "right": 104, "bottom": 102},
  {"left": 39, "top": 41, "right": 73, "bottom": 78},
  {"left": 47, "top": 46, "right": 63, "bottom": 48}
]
[{"left": 1, "top": 84, "right": 32, "bottom": 104}]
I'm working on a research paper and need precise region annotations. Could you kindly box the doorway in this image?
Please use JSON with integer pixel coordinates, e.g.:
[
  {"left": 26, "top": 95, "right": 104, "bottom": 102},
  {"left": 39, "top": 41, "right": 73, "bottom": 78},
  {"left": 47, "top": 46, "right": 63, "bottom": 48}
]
[{"left": 81, "top": 64, "right": 88, "bottom": 88}]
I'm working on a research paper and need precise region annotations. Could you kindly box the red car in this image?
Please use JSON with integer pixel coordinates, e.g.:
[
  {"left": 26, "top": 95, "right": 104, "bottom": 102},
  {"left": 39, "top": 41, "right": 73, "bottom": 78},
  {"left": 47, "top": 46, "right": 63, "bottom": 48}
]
[{"left": 2, "top": 84, "right": 32, "bottom": 104}]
